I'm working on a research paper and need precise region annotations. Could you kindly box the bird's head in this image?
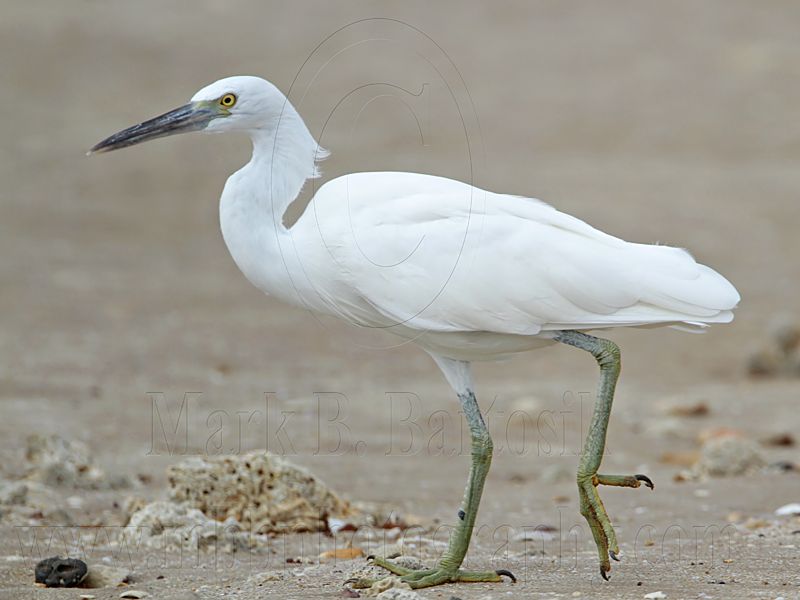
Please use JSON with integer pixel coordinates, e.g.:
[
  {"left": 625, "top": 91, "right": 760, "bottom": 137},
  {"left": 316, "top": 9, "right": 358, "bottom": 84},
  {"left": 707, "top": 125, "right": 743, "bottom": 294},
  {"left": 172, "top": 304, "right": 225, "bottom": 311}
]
[{"left": 89, "top": 76, "right": 288, "bottom": 153}]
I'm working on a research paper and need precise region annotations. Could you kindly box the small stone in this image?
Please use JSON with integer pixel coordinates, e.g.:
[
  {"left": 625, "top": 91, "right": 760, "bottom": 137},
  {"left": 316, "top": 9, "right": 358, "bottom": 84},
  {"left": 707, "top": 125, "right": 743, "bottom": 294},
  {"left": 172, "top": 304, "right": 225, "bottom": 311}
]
[
  {"left": 83, "top": 564, "right": 131, "bottom": 588},
  {"left": 328, "top": 517, "right": 359, "bottom": 533},
  {"left": 119, "top": 591, "right": 148, "bottom": 599},
  {"left": 770, "top": 315, "right": 800, "bottom": 354},
  {"left": 659, "top": 451, "right": 700, "bottom": 467},
  {"left": 768, "top": 460, "right": 796, "bottom": 472},
  {"left": 744, "top": 518, "right": 769, "bottom": 530},
  {"left": 726, "top": 511, "right": 744, "bottom": 523},
  {"left": 665, "top": 402, "right": 709, "bottom": 417},
  {"left": 80, "top": 596, "right": 96, "bottom": 600},
  {"left": 692, "top": 436, "right": 765, "bottom": 477},
  {"left": 643, "top": 592, "right": 667, "bottom": 599},
  {"left": 697, "top": 427, "right": 743, "bottom": 443},
  {"left": 747, "top": 348, "right": 783, "bottom": 377},
  {"left": 775, "top": 503, "right": 800, "bottom": 516},
  {"left": 34, "top": 557, "right": 88, "bottom": 588},
  {"left": 761, "top": 433, "right": 795, "bottom": 447},
  {"left": 320, "top": 547, "right": 365, "bottom": 561}
]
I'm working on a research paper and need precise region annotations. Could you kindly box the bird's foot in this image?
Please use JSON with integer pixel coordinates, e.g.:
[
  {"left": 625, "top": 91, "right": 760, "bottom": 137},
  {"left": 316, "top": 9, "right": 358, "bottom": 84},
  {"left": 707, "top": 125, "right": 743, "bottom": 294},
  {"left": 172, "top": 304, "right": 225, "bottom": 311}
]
[
  {"left": 347, "top": 556, "right": 516, "bottom": 589},
  {"left": 579, "top": 472, "right": 654, "bottom": 580}
]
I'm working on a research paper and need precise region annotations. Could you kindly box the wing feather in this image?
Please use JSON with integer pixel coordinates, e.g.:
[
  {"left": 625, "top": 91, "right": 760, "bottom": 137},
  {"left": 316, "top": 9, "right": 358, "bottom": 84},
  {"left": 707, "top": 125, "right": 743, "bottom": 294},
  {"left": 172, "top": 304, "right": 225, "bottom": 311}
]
[{"left": 301, "top": 172, "right": 740, "bottom": 335}]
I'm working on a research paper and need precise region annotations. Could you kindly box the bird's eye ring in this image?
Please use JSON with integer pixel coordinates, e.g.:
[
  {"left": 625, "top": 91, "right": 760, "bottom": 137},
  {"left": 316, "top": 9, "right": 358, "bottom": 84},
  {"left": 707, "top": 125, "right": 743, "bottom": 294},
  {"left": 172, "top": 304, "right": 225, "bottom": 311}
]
[{"left": 219, "top": 93, "right": 237, "bottom": 108}]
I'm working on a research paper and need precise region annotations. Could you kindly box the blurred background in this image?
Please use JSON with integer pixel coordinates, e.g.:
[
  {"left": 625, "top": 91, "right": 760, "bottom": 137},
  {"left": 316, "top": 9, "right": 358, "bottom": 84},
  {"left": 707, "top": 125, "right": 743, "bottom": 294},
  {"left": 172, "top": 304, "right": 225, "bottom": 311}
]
[{"left": 1, "top": 1, "right": 799, "bottom": 596}]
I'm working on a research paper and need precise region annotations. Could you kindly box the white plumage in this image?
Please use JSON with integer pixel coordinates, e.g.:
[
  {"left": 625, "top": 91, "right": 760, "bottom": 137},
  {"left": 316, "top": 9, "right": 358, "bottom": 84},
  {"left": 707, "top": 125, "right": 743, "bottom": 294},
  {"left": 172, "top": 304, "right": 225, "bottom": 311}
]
[
  {"left": 151, "top": 76, "right": 739, "bottom": 363},
  {"left": 90, "top": 75, "right": 740, "bottom": 358},
  {"left": 91, "top": 75, "right": 740, "bottom": 586},
  {"left": 304, "top": 172, "right": 737, "bottom": 332}
]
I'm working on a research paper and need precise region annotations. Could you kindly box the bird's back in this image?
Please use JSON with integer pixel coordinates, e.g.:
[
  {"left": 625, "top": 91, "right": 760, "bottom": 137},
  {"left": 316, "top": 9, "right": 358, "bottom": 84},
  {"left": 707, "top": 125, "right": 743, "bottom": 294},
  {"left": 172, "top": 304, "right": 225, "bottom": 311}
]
[{"left": 290, "top": 172, "right": 739, "bottom": 345}]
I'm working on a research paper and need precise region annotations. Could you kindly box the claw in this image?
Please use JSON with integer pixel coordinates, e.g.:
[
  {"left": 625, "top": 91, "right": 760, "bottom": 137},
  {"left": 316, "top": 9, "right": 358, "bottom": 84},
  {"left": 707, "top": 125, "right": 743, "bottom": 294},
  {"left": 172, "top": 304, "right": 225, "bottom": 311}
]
[
  {"left": 495, "top": 569, "right": 517, "bottom": 582},
  {"left": 609, "top": 550, "right": 620, "bottom": 562},
  {"left": 600, "top": 566, "right": 610, "bottom": 581},
  {"left": 635, "top": 474, "right": 654, "bottom": 490}
]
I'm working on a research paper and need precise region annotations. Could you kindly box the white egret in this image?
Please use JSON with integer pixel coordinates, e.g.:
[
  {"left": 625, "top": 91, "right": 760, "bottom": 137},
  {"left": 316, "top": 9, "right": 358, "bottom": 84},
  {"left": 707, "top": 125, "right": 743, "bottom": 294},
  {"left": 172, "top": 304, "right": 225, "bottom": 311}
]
[{"left": 91, "top": 76, "right": 739, "bottom": 588}]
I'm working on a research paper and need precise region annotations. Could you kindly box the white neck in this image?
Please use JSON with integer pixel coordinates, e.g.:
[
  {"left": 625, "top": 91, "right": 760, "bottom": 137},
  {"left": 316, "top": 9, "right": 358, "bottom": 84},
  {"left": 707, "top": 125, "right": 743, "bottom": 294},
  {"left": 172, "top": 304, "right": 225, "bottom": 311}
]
[{"left": 219, "top": 104, "right": 324, "bottom": 304}]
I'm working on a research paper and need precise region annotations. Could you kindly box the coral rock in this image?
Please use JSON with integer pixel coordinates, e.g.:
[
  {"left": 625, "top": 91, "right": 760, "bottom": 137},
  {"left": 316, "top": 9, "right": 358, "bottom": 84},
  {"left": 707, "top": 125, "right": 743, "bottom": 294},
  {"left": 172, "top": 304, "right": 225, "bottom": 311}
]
[
  {"left": 25, "top": 435, "right": 129, "bottom": 490},
  {"left": 121, "top": 500, "right": 251, "bottom": 552},
  {"left": 692, "top": 436, "right": 765, "bottom": 478},
  {"left": 166, "top": 452, "right": 351, "bottom": 534}
]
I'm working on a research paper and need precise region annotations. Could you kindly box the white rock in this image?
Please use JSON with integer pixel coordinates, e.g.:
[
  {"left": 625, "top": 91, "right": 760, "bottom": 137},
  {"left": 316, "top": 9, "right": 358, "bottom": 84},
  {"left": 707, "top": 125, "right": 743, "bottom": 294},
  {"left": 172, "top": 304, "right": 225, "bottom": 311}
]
[
  {"left": 775, "top": 503, "right": 800, "bottom": 516},
  {"left": 25, "top": 434, "right": 130, "bottom": 489},
  {"left": 120, "top": 500, "right": 254, "bottom": 552},
  {"left": 644, "top": 592, "right": 666, "bottom": 599},
  {"left": 119, "top": 592, "right": 148, "bottom": 599},
  {"left": 83, "top": 565, "right": 131, "bottom": 588}
]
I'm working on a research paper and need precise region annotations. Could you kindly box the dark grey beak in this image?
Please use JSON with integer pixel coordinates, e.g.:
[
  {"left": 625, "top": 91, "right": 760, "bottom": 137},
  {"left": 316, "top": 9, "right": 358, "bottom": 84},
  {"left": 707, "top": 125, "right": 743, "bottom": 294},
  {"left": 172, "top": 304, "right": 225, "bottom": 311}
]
[{"left": 89, "top": 102, "right": 219, "bottom": 154}]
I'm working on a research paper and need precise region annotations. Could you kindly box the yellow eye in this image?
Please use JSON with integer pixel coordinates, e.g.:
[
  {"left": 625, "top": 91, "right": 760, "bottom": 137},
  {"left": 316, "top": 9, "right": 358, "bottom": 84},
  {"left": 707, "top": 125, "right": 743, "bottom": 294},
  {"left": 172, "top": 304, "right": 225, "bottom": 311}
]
[{"left": 219, "top": 93, "right": 237, "bottom": 108}]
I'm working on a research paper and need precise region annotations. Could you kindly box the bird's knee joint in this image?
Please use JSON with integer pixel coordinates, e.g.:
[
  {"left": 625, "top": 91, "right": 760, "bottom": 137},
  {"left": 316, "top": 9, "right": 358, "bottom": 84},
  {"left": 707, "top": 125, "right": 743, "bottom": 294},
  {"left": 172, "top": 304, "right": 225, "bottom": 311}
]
[
  {"left": 473, "top": 433, "right": 493, "bottom": 458},
  {"left": 595, "top": 340, "right": 620, "bottom": 368}
]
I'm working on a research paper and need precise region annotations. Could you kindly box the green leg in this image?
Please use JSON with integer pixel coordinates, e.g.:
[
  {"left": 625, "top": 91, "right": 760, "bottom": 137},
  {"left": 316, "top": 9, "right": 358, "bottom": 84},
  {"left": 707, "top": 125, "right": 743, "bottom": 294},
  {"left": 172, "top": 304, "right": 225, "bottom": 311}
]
[
  {"left": 350, "top": 388, "right": 515, "bottom": 589},
  {"left": 554, "top": 330, "right": 654, "bottom": 581}
]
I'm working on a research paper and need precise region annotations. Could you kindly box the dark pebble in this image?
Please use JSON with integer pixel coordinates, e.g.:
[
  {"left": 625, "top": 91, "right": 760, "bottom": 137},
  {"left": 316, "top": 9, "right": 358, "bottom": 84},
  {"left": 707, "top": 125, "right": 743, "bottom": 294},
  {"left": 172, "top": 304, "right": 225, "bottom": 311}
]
[{"left": 34, "top": 556, "right": 88, "bottom": 587}]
